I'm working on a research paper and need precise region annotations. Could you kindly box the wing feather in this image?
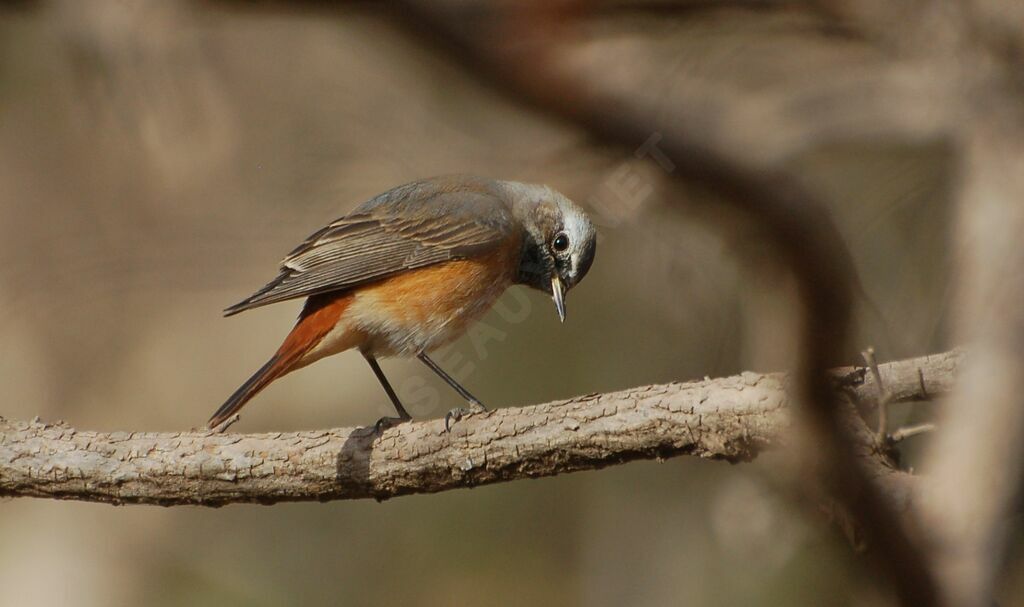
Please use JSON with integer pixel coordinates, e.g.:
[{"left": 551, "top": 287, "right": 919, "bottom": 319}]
[{"left": 224, "top": 179, "right": 516, "bottom": 316}]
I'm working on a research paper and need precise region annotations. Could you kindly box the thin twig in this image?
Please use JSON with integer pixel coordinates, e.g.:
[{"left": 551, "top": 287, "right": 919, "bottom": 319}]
[
  {"left": 862, "top": 347, "right": 893, "bottom": 441},
  {"left": 891, "top": 423, "right": 937, "bottom": 443},
  {"left": 918, "top": 368, "right": 929, "bottom": 400}
]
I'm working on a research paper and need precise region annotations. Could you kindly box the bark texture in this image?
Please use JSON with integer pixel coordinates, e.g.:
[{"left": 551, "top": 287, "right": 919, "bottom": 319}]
[{"left": 0, "top": 350, "right": 959, "bottom": 507}]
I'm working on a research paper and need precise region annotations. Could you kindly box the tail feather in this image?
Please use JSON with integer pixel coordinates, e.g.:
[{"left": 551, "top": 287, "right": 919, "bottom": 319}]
[
  {"left": 209, "top": 292, "right": 353, "bottom": 429},
  {"left": 207, "top": 355, "right": 291, "bottom": 429}
]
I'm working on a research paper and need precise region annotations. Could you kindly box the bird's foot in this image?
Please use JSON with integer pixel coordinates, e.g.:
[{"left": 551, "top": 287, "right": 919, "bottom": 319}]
[
  {"left": 444, "top": 401, "right": 488, "bottom": 432},
  {"left": 373, "top": 416, "right": 410, "bottom": 435}
]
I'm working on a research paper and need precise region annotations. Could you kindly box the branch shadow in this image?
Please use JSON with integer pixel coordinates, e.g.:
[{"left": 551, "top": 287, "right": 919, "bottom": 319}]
[{"left": 336, "top": 424, "right": 378, "bottom": 500}]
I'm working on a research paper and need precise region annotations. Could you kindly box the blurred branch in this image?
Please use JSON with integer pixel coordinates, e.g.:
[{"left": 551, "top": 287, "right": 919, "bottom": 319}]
[
  {"left": 919, "top": 105, "right": 1024, "bottom": 606},
  {"left": 382, "top": 2, "right": 940, "bottom": 604},
  {"left": 0, "top": 350, "right": 958, "bottom": 507}
]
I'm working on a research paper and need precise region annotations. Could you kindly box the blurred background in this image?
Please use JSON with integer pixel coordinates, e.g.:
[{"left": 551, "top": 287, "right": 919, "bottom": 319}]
[{"left": 1, "top": 1, "right": 1016, "bottom": 606}]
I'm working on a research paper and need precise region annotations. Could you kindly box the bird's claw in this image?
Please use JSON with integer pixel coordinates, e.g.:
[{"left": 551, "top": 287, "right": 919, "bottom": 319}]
[
  {"left": 444, "top": 408, "right": 467, "bottom": 432},
  {"left": 373, "top": 416, "right": 409, "bottom": 435},
  {"left": 444, "top": 401, "right": 487, "bottom": 432}
]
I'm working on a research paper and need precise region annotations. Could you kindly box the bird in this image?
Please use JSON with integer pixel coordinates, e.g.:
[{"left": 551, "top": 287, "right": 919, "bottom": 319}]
[{"left": 207, "top": 175, "right": 597, "bottom": 431}]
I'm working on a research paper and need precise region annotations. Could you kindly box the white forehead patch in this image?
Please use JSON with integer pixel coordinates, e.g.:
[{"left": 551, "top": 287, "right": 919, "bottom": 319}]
[
  {"left": 500, "top": 180, "right": 557, "bottom": 204},
  {"left": 559, "top": 199, "right": 590, "bottom": 241},
  {"left": 500, "top": 179, "right": 593, "bottom": 245}
]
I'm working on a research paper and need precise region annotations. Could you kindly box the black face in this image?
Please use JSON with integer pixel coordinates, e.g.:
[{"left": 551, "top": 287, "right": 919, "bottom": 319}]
[
  {"left": 516, "top": 236, "right": 556, "bottom": 293},
  {"left": 515, "top": 223, "right": 597, "bottom": 293}
]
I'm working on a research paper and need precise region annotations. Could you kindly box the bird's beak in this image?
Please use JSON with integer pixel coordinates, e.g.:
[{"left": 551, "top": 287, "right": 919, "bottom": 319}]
[{"left": 551, "top": 276, "right": 567, "bottom": 323}]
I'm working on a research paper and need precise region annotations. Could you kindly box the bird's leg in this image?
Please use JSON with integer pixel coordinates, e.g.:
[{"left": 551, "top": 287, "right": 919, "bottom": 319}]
[
  {"left": 417, "top": 352, "right": 487, "bottom": 431},
  {"left": 362, "top": 352, "right": 412, "bottom": 433}
]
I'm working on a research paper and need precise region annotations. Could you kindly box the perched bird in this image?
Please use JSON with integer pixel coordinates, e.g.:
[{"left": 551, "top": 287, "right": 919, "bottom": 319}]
[{"left": 207, "top": 176, "right": 597, "bottom": 431}]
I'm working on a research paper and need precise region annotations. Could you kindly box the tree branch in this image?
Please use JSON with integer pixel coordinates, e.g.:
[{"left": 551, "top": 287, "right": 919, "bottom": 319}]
[{"left": 0, "top": 350, "right": 959, "bottom": 507}]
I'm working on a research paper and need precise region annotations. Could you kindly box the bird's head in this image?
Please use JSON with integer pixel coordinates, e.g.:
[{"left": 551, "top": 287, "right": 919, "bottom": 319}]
[{"left": 503, "top": 181, "right": 597, "bottom": 322}]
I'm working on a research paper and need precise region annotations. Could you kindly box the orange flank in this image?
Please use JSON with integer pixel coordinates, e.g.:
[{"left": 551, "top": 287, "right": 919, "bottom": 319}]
[
  {"left": 343, "top": 241, "right": 520, "bottom": 357},
  {"left": 359, "top": 245, "right": 517, "bottom": 325}
]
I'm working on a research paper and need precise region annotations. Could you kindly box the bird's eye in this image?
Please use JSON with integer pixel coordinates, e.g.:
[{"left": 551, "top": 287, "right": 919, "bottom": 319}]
[{"left": 552, "top": 232, "right": 570, "bottom": 253}]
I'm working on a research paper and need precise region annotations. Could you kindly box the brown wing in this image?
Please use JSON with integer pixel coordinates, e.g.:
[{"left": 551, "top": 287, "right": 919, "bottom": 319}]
[{"left": 224, "top": 179, "right": 516, "bottom": 316}]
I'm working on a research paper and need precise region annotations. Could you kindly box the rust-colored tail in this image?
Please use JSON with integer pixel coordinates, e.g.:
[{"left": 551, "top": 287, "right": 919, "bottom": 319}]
[{"left": 207, "top": 293, "right": 352, "bottom": 429}]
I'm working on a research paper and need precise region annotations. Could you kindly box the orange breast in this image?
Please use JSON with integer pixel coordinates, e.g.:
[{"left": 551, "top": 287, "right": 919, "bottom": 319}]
[{"left": 344, "top": 241, "right": 520, "bottom": 356}]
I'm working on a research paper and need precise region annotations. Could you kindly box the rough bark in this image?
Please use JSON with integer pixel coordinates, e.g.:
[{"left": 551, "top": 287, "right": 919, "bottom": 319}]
[{"left": 0, "top": 350, "right": 959, "bottom": 507}]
